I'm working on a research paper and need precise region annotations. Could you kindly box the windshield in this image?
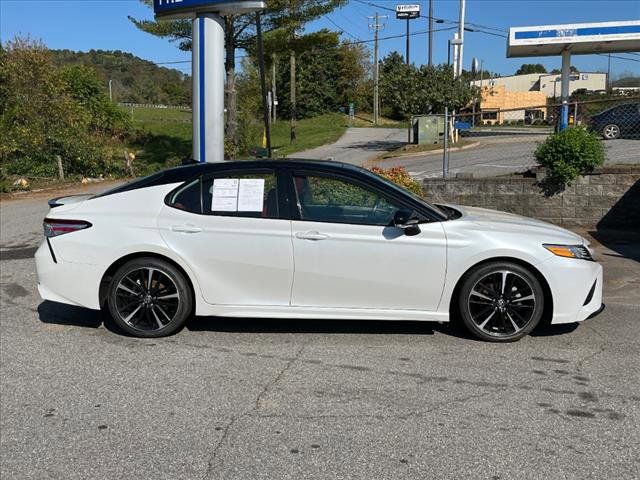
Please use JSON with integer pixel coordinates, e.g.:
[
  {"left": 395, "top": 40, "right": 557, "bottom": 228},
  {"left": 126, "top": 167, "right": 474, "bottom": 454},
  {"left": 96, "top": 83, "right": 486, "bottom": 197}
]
[{"left": 363, "top": 169, "right": 449, "bottom": 220}]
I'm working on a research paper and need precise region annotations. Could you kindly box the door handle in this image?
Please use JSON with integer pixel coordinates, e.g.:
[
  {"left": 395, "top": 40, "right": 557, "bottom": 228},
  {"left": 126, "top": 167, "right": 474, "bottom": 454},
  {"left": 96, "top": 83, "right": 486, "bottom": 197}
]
[
  {"left": 295, "top": 231, "right": 329, "bottom": 241},
  {"left": 171, "top": 225, "right": 202, "bottom": 233}
]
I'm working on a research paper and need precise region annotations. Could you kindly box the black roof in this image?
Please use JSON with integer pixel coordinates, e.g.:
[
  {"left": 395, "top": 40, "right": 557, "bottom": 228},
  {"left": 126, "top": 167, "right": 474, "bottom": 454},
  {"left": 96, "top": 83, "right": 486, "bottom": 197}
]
[{"left": 94, "top": 159, "right": 368, "bottom": 198}]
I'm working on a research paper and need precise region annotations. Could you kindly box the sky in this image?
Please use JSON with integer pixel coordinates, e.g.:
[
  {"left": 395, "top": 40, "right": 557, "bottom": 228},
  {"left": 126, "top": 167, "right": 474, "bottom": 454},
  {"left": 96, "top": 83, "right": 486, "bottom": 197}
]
[{"left": 1, "top": 0, "right": 639, "bottom": 78}]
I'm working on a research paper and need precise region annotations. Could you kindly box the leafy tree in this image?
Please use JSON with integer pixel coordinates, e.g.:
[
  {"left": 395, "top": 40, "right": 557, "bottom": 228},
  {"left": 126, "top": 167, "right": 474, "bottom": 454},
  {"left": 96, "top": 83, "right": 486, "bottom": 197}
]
[
  {"left": 550, "top": 65, "right": 579, "bottom": 74},
  {"left": 379, "top": 52, "right": 477, "bottom": 120},
  {"left": 129, "top": 0, "right": 345, "bottom": 150},
  {"left": 0, "top": 38, "right": 124, "bottom": 178},
  {"left": 515, "top": 63, "right": 547, "bottom": 75},
  {"left": 50, "top": 49, "right": 191, "bottom": 105},
  {"left": 60, "top": 64, "right": 130, "bottom": 135}
]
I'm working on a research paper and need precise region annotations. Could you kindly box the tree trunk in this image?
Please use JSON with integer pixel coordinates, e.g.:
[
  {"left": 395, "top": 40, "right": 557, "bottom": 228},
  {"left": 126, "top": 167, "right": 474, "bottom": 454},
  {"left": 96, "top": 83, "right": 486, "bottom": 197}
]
[{"left": 224, "top": 16, "right": 238, "bottom": 155}]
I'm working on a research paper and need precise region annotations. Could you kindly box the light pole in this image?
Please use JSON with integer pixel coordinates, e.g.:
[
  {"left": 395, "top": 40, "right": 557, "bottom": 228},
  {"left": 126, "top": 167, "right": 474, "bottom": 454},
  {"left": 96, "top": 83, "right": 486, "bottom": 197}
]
[{"left": 449, "top": 37, "right": 463, "bottom": 69}]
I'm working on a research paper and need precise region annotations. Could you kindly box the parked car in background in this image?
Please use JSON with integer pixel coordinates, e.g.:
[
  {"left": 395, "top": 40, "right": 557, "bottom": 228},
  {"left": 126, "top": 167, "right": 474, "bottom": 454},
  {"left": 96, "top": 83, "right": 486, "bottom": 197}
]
[
  {"left": 36, "top": 160, "right": 603, "bottom": 342},
  {"left": 589, "top": 102, "right": 640, "bottom": 139}
]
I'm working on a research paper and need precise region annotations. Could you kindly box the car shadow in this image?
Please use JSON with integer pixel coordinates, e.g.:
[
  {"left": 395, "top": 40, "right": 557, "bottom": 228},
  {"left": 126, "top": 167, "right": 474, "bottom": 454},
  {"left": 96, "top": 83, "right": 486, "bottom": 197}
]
[
  {"left": 186, "top": 316, "right": 439, "bottom": 336},
  {"left": 37, "top": 301, "right": 582, "bottom": 340},
  {"left": 37, "top": 301, "right": 124, "bottom": 335}
]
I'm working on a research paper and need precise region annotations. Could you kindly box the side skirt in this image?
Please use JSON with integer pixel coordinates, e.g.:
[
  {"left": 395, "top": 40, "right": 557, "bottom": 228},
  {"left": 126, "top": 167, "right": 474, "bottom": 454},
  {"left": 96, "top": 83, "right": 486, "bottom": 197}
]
[{"left": 194, "top": 304, "right": 450, "bottom": 322}]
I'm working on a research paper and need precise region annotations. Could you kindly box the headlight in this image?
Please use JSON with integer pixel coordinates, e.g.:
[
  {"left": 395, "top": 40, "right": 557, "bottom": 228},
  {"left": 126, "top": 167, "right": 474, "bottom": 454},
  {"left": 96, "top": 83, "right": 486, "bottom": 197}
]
[{"left": 543, "top": 244, "right": 594, "bottom": 261}]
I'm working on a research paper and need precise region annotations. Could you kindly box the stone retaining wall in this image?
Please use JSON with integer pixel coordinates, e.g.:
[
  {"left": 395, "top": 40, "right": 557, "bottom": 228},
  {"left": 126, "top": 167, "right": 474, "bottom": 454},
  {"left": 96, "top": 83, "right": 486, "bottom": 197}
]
[{"left": 422, "top": 167, "right": 640, "bottom": 230}]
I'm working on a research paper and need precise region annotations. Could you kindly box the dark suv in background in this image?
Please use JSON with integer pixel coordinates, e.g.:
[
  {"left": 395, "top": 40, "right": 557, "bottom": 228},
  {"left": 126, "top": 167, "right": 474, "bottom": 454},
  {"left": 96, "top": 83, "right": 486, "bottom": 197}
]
[{"left": 589, "top": 102, "right": 640, "bottom": 140}]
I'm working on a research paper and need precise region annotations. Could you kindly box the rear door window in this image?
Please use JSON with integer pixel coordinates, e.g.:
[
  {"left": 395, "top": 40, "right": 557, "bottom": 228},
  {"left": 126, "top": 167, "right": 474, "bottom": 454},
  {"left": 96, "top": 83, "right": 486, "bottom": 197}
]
[{"left": 202, "top": 171, "right": 279, "bottom": 219}]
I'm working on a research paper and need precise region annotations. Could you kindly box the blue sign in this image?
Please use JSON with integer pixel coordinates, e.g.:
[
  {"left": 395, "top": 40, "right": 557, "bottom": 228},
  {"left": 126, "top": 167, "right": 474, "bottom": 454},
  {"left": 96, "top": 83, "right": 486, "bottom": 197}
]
[
  {"left": 454, "top": 121, "right": 471, "bottom": 130},
  {"left": 154, "top": 0, "right": 264, "bottom": 18}
]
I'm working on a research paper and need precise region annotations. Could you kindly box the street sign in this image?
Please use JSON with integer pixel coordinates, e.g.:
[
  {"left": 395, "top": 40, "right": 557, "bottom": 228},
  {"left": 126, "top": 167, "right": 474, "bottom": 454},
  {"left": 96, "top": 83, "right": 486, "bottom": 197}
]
[
  {"left": 395, "top": 4, "right": 420, "bottom": 20},
  {"left": 154, "top": 0, "right": 265, "bottom": 19}
]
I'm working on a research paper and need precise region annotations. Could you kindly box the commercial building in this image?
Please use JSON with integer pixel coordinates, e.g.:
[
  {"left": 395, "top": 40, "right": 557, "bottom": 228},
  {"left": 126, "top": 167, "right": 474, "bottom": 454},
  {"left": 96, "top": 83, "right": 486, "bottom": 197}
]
[
  {"left": 471, "top": 72, "right": 607, "bottom": 98},
  {"left": 471, "top": 72, "right": 607, "bottom": 125}
]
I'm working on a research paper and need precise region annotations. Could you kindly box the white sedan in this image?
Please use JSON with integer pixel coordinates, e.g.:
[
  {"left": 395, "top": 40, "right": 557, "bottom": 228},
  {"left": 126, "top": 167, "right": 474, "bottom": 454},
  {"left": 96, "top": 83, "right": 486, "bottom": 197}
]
[{"left": 35, "top": 160, "right": 603, "bottom": 342}]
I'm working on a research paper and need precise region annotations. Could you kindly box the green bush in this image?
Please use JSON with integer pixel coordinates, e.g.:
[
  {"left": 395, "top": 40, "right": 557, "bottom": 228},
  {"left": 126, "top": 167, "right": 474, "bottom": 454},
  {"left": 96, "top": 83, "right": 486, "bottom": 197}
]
[
  {"left": 534, "top": 127, "right": 605, "bottom": 184},
  {"left": 0, "top": 37, "right": 127, "bottom": 179}
]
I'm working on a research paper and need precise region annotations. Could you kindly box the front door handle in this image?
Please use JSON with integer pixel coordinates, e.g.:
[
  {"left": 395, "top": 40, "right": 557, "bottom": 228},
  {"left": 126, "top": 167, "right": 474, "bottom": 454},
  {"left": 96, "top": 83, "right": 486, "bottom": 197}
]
[
  {"left": 295, "top": 231, "right": 329, "bottom": 241},
  {"left": 171, "top": 225, "right": 202, "bottom": 233}
]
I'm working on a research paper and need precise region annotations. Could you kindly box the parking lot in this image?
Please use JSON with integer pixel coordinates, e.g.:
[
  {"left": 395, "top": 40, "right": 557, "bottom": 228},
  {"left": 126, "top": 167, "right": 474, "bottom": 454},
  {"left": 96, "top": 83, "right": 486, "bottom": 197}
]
[{"left": 1, "top": 193, "right": 639, "bottom": 479}]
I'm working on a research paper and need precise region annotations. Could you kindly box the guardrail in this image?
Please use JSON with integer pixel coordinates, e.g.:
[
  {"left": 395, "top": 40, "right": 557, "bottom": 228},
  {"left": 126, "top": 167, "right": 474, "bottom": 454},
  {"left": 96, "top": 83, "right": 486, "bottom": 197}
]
[{"left": 119, "top": 103, "right": 192, "bottom": 110}]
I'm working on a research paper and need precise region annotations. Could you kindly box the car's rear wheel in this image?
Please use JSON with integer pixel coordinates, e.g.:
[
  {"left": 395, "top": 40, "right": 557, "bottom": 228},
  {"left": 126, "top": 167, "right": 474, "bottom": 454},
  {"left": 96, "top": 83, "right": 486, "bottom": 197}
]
[
  {"left": 107, "top": 258, "right": 192, "bottom": 338},
  {"left": 458, "top": 262, "right": 544, "bottom": 342},
  {"left": 602, "top": 124, "right": 620, "bottom": 140}
]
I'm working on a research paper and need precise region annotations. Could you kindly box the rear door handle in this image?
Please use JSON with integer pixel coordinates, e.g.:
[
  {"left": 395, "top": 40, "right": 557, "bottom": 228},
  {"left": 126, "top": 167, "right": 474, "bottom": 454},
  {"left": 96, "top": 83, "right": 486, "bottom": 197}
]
[
  {"left": 295, "top": 231, "right": 329, "bottom": 241},
  {"left": 171, "top": 225, "right": 202, "bottom": 233}
]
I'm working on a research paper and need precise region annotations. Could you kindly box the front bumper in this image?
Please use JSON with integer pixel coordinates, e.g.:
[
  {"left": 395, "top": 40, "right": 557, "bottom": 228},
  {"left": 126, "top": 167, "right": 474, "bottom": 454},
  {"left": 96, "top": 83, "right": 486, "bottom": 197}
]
[{"left": 537, "top": 254, "right": 603, "bottom": 324}]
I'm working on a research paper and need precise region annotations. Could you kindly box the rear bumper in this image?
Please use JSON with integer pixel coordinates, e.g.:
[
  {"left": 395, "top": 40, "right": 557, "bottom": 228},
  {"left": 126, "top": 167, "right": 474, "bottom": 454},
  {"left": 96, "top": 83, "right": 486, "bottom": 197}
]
[{"left": 35, "top": 241, "right": 103, "bottom": 310}]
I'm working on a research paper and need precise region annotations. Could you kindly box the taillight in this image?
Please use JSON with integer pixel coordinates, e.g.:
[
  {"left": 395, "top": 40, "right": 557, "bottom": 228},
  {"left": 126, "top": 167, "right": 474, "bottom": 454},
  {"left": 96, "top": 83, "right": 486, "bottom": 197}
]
[{"left": 43, "top": 218, "right": 92, "bottom": 237}]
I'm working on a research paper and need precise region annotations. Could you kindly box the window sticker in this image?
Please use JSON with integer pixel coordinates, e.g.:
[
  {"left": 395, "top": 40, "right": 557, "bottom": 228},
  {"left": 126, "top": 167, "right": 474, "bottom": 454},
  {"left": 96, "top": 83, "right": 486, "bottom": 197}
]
[
  {"left": 238, "top": 179, "right": 265, "bottom": 212},
  {"left": 211, "top": 178, "right": 239, "bottom": 211}
]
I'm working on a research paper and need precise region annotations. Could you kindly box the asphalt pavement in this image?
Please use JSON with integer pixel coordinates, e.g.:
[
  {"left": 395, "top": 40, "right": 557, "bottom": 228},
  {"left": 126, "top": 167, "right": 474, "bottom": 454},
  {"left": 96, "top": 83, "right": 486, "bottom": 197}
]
[
  {"left": 1, "top": 192, "right": 639, "bottom": 480},
  {"left": 290, "top": 127, "right": 407, "bottom": 165},
  {"left": 292, "top": 127, "right": 640, "bottom": 179}
]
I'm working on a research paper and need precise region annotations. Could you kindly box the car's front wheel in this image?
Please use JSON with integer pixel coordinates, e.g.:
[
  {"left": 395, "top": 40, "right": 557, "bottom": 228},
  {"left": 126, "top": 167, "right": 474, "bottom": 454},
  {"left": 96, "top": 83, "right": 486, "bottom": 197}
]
[
  {"left": 458, "top": 262, "right": 545, "bottom": 342},
  {"left": 107, "top": 257, "right": 193, "bottom": 337},
  {"left": 602, "top": 123, "right": 621, "bottom": 140}
]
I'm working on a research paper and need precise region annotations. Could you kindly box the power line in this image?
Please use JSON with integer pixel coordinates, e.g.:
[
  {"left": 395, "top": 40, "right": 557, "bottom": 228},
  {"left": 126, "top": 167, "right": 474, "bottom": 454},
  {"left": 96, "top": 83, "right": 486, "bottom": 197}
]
[
  {"left": 325, "top": 15, "right": 360, "bottom": 40},
  {"left": 598, "top": 53, "right": 640, "bottom": 63},
  {"left": 353, "top": 0, "right": 508, "bottom": 37}
]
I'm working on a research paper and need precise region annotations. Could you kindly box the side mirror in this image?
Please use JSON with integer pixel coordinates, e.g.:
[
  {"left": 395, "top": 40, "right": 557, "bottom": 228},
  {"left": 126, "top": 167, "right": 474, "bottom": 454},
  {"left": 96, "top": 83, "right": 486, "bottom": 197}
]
[{"left": 393, "top": 209, "right": 421, "bottom": 236}]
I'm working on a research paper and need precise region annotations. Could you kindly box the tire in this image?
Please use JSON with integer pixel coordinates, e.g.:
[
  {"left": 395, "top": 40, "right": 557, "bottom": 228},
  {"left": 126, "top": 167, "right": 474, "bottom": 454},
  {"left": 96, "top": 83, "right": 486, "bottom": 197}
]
[
  {"left": 457, "top": 262, "right": 545, "bottom": 342},
  {"left": 107, "top": 257, "right": 193, "bottom": 338},
  {"left": 602, "top": 124, "right": 620, "bottom": 140}
]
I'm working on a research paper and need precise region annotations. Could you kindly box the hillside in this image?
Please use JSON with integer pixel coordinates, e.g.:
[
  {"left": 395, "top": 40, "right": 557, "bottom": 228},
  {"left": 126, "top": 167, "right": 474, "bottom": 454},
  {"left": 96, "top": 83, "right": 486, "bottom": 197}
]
[{"left": 50, "top": 49, "right": 191, "bottom": 105}]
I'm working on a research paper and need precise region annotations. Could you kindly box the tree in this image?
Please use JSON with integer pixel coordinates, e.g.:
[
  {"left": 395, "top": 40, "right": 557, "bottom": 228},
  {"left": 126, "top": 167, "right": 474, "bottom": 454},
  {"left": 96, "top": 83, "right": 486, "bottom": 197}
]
[
  {"left": 515, "top": 63, "right": 547, "bottom": 75},
  {"left": 550, "top": 65, "right": 579, "bottom": 74},
  {"left": 0, "top": 37, "right": 126, "bottom": 178},
  {"left": 129, "top": 0, "right": 345, "bottom": 154},
  {"left": 379, "top": 52, "right": 477, "bottom": 120}
]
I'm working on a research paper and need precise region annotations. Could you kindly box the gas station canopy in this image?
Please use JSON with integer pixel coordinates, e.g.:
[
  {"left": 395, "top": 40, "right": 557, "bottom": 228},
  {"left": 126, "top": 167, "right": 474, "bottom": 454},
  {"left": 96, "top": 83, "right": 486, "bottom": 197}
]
[{"left": 507, "top": 20, "right": 640, "bottom": 57}]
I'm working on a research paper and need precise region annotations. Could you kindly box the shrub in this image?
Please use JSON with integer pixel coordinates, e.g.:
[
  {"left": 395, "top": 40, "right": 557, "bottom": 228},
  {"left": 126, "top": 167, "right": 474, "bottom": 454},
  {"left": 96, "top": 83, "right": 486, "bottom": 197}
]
[
  {"left": 368, "top": 166, "right": 423, "bottom": 196},
  {"left": 534, "top": 127, "right": 605, "bottom": 184}
]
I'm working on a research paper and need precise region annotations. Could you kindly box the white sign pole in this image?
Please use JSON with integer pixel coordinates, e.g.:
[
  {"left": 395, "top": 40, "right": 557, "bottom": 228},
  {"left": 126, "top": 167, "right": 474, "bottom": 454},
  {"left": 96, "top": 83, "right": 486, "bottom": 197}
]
[{"left": 192, "top": 14, "right": 225, "bottom": 163}]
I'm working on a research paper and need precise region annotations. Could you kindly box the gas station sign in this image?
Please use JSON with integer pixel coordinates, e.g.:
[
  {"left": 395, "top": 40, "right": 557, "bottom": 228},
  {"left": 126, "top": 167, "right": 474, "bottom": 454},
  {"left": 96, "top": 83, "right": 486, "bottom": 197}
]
[{"left": 395, "top": 4, "right": 420, "bottom": 20}]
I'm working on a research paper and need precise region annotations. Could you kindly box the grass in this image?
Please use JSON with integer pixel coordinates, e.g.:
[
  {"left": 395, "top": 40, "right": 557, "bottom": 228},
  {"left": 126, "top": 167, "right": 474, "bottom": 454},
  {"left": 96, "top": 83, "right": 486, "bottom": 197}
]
[
  {"left": 126, "top": 107, "right": 192, "bottom": 174},
  {"left": 270, "top": 113, "right": 347, "bottom": 157},
  {"left": 125, "top": 108, "right": 350, "bottom": 169},
  {"left": 349, "top": 113, "right": 409, "bottom": 128},
  {"left": 377, "top": 139, "right": 473, "bottom": 160}
]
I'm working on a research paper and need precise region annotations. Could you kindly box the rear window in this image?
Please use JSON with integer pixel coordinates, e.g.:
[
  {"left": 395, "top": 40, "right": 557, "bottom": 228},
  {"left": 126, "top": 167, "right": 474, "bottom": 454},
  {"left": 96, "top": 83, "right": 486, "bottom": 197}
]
[{"left": 166, "top": 171, "right": 279, "bottom": 219}]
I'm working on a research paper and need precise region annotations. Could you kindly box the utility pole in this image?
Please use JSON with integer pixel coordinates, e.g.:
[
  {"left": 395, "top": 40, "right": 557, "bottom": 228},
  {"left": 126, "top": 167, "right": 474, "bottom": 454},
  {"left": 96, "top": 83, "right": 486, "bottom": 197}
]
[
  {"left": 406, "top": 18, "right": 410, "bottom": 64},
  {"left": 255, "top": 11, "right": 271, "bottom": 157},
  {"left": 368, "top": 12, "right": 387, "bottom": 125},
  {"left": 428, "top": 0, "right": 433, "bottom": 66},
  {"left": 271, "top": 53, "right": 277, "bottom": 122},
  {"left": 456, "top": 0, "right": 466, "bottom": 77},
  {"left": 108, "top": 79, "right": 113, "bottom": 102},
  {"left": 290, "top": 49, "right": 296, "bottom": 144},
  {"left": 607, "top": 53, "right": 611, "bottom": 91}
]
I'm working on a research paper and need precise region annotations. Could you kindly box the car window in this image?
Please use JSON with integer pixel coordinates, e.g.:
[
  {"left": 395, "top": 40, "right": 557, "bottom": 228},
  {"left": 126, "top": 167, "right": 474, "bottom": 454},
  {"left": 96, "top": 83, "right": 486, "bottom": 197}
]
[
  {"left": 168, "top": 178, "right": 202, "bottom": 213},
  {"left": 293, "top": 173, "right": 402, "bottom": 226},
  {"left": 202, "top": 172, "right": 279, "bottom": 219}
]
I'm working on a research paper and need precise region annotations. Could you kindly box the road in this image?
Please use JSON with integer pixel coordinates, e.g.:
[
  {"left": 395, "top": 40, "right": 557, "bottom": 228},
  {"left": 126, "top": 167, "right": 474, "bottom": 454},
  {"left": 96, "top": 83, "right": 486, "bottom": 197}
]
[
  {"left": 293, "top": 127, "right": 640, "bottom": 179},
  {"left": 1, "top": 195, "right": 640, "bottom": 479},
  {"left": 291, "top": 127, "right": 407, "bottom": 165}
]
